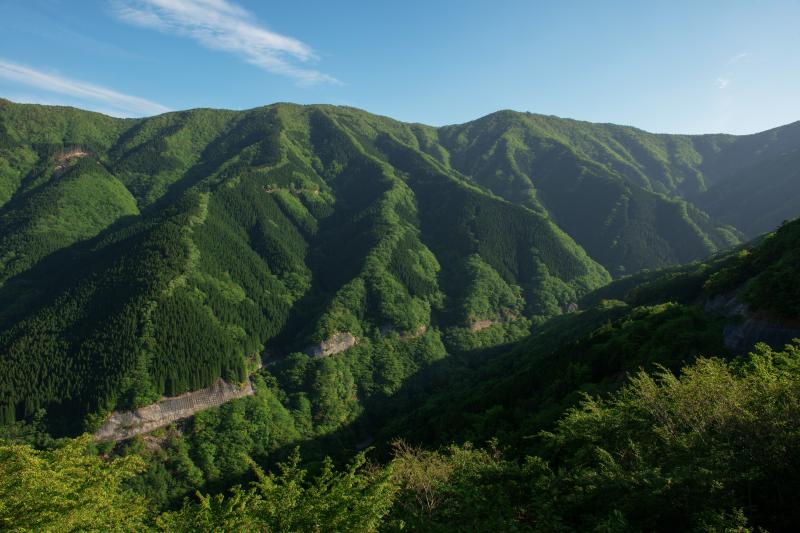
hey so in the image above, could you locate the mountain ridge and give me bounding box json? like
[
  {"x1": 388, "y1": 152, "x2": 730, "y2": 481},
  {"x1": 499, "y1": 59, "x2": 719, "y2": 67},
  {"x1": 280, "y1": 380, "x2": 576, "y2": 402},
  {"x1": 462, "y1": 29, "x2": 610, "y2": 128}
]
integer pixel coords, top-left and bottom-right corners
[
  {"x1": 3, "y1": 97, "x2": 800, "y2": 531},
  {"x1": 1, "y1": 97, "x2": 799, "y2": 435},
  {"x1": 7, "y1": 96, "x2": 797, "y2": 136}
]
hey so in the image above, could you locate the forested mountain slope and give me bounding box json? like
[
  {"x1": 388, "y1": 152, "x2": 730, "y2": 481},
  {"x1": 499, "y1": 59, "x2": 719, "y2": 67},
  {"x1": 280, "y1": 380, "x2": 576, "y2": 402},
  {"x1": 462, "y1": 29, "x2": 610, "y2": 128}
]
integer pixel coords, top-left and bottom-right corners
[
  {"x1": 696, "y1": 122, "x2": 800, "y2": 236},
  {"x1": 1, "y1": 98, "x2": 799, "y2": 441},
  {"x1": 4, "y1": 209, "x2": 800, "y2": 532},
  {"x1": 373, "y1": 215, "x2": 800, "y2": 457},
  {"x1": 0, "y1": 100, "x2": 607, "y2": 432},
  {"x1": 437, "y1": 111, "x2": 800, "y2": 273}
]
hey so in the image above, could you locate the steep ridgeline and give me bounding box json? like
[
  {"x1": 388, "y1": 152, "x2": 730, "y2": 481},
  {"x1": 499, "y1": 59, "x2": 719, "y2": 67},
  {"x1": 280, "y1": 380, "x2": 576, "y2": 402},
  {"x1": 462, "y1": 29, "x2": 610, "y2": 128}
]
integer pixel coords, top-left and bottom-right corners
[
  {"x1": 696, "y1": 121, "x2": 800, "y2": 236},
  {"x1": 375, "y1": 216, "x2": 800, "y2": 462},
  {"x1": 437, "y1": 112, "x2": 800, "y2": 274},
  {"x1": 0, "y1": 101, "x2": 607, "y2": 433},
  {"x1": 0, "y1": 99, "x2": 798, "y2": 437}
]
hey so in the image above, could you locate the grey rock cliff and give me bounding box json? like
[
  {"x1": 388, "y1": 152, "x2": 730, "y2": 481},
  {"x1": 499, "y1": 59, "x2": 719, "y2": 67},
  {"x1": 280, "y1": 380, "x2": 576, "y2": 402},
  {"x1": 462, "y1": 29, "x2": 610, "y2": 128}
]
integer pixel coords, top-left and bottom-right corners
[
  {"x1": 305, "y1": 332, "x2": 358, "y2": 357},
  {"x1": 94, "y1": 379, "x2": 253, "y2": 441},
  {"x1": 706, "y1": 293, "x2": 800, "y2": 353},
  {"x1": 723, "y1": 319, "x2": 800, "y2": 353}
]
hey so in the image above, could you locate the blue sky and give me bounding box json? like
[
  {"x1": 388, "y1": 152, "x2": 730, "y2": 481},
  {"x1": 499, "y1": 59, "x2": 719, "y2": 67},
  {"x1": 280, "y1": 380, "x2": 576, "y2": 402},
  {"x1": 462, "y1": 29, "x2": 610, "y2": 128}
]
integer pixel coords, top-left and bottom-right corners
[{"x1": 1, "y1": 0, "x2": 799, "y2": 134}]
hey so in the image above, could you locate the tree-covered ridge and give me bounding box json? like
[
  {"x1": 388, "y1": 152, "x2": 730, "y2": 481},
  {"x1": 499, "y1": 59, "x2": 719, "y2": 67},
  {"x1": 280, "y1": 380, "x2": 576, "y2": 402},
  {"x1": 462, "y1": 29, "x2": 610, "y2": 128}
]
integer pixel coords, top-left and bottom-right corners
[
  {"x1": 370, "y1": 215, "x2": 800, "y2": 474},
  {"x1": 705, "y1": 216, "x2": 800, "y2": 318},
  {"x1": 583, "y1": 213, "x2": 800, "y2": 319},
  {"x1": 382, "y1": 341, "x2": 800, "y2": 532},
  {"x1": 72, "y1": 216, "x2": 796, "y2": 522},
  {"x1": 4, "y1": 341, "x2": 799, "y2": 532},
  {"x1": 0, "y1": 101, "x2": 608, "y2": 431},
  {"x1": 435, "y1": 112, "x2": 743, "y2": 275},
  {"x1": 1, "y1": 90, "x2": 799, "y2": 529},
  {"x1": 439, "y1": 110, "x2": 800, "y2": 205},
  {"x1": 0, "y1": 157, "x2": 139, "y2": 285},
  {"x1": 433, "y1": 111, "x2": 800, "y2": 267},
  {"x1": 0, "y1": 97, "x2": 798, "y2": 440}
]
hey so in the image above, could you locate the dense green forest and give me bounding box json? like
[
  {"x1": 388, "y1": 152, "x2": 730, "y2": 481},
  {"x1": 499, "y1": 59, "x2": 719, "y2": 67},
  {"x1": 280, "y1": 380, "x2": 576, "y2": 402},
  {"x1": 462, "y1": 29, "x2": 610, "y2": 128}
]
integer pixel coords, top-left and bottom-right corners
[
  {"x1": 0, "y1": 99, "x2": 616, "y2": 431},
  {"x1": 2, "y1": 99, "x2": 800, "y2": 530},
  {"x1": 2, "y1": 99, "x2": 798, "y2": 431},
  {"x1": 4, "y1": 341, "x2": 800, "y2": 531}
]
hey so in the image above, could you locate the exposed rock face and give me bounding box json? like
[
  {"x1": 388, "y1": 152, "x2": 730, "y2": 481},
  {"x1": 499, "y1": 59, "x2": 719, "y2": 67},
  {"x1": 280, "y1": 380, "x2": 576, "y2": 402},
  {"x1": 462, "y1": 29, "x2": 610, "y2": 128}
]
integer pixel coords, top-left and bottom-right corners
[
  {"x1": 53, "y1": 149, "x2": 90, "y2": 177},
  {"x1": 560, "y1": 302, "x2": 579, "y2": 314},
  {"x1": 402, "y1": 324, "x2": 428, "y2": 339},
  {"x1": 705, "y1": 293, "x2": 749, "y2": 317},
  {"x1": 94, "y1": 379, "x2": 253, "y2": 441},
  {"x1": 468, "y1": 311, "x2": 521, "y2": 332},
  {"x1": 723, "y1": 319, "x2": 800, "y2": 353},
  {"x1": 380, "y1": 324, "x2": 429, "y2": 339},
  {"x1": 305, "y1": 332, "x2": 358, "y2": 357},
  {"x1": 469, "y1": 319, "x2": 497, "y2": 332},
  {"x1": 706, "y1": 293, "x2": 800, "y2": 353}
]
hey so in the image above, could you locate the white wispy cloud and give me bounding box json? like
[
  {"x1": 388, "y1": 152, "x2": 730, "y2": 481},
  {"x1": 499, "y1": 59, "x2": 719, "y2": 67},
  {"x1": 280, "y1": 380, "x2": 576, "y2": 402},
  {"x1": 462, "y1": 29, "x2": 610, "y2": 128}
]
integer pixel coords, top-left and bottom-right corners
[
  {"x1": 728, "y1": 52, "x2": 750, "y2": 64},
  {"x1": 111, "y1": 0, "x2": 338, "y2": 85},
  {"x1": 0, "y1": 59, "x2": 170, "y2": 116},
  {"x1": 715, "y1": 77, "x2": 730, "y2": 90}
]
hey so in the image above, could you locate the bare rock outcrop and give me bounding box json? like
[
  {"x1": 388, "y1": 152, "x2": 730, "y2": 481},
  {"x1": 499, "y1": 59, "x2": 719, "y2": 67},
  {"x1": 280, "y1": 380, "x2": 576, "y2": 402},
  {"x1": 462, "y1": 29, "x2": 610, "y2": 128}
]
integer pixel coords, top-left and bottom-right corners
[
  {"x1": 469, "y1": 319, "x2": 497, "y2": 332},
  {"x1": 402, "y1": 324, "x2": 428, "y2": 339},
  {"x1": 305, "y1": 332, "x2": 358, "y2": 357},
  {"x1": 706, "y1": 293, "x2": 800, "y2": 353},
  {"x1": 468, "y1": 311, "x2": 521, "y2": 332},
  {"x1": 379, "y1": 324, "x2": 428, "y2": 339},
  {"x1": 561, "y1": 302, "x2": 579, "y2": 314},
  {"x1": 723, "y1": 318, "x2": 800, "y2": 353},
  {"x1": 94, "y1": 379, "x2": 253, "y2": 441},
  {"x1": 705, "y1": 293, "x2": 749, "y2": 317},
  {"x1": 53, "y1": 149, "x2": 90, "y2": 177}
]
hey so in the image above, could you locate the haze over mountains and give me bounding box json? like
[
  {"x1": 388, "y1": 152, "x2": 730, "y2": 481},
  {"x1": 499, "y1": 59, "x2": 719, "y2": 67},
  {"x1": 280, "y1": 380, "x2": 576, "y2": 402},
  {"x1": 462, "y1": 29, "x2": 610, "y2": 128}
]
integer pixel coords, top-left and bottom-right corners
[{"x1": 0, "y1": 97, "x2": 799, "y2": 430}]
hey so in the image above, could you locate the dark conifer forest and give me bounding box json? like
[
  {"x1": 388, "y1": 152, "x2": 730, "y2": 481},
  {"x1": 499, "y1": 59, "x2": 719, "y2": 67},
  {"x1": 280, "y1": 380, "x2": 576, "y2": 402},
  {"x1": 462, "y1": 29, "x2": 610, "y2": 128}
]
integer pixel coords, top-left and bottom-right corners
[{"x1": 2, "y1": 98, "x2": 800, "y2": 531}]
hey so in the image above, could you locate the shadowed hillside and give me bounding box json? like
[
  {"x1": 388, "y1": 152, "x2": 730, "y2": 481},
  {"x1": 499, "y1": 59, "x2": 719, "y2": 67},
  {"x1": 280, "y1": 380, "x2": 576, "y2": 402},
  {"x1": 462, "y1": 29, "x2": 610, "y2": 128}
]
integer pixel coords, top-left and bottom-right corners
[{"x1": 1, "y1": 98, "x2": 798, "y2": 440}]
